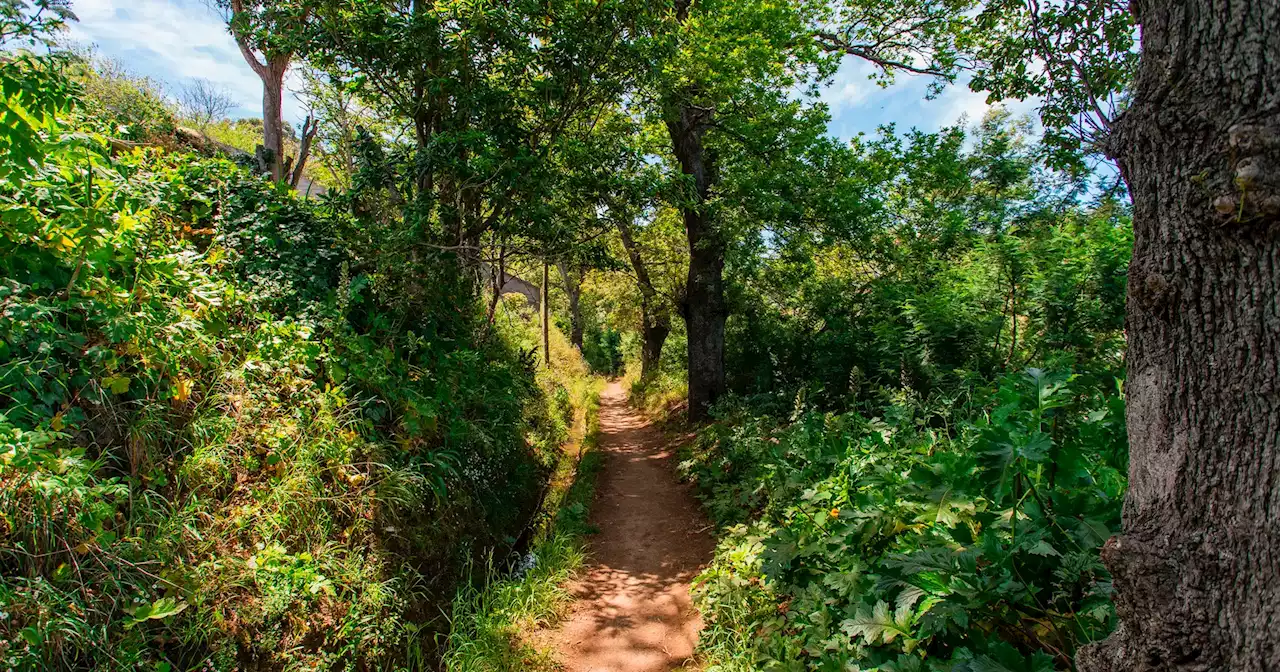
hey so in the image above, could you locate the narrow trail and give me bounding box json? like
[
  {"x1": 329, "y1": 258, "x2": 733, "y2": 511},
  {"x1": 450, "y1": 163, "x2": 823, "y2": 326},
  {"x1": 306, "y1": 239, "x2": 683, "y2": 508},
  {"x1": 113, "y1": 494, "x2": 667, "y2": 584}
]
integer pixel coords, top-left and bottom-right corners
[{"x1": 547, "y1": 381, "x2": 715, "y2": 672}]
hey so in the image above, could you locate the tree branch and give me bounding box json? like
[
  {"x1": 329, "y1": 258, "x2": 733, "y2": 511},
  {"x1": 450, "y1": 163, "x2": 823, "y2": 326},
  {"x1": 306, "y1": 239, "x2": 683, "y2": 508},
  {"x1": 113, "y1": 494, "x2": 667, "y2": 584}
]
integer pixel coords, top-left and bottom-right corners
[
  {"x1": 228, "y1": 0, "x2": 269, "y2": 77},
  {"x1": 813, "y1": 31, "x2": 952, "y2": 78}
]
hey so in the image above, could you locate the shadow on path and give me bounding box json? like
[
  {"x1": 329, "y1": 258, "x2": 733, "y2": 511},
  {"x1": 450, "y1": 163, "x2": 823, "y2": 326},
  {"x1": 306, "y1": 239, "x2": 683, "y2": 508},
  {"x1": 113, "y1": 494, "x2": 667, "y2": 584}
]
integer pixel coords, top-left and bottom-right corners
[{"x1": 547, "y1": 382, "x2": 715, "y2": 672}]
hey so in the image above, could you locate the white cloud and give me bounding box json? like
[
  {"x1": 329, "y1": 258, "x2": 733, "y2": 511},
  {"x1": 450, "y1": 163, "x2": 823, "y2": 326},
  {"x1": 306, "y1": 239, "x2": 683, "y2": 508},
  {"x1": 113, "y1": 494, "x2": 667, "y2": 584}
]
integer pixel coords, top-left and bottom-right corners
[
  {"x1": 818, "y1": 62, "x2": 1045, "y2": 141},
  {"x1": 821, "y1": 60, "x2": 877, "y2": 110},
  {"x1": 939, "y1": 85, "x2": 993, "y2": 127},
  {"x1": 936, "y1": 84, "x2": 1040, "y2": 130},
  {"x1": 65, "y1": 0, "x2": 308, "y2": 124}
]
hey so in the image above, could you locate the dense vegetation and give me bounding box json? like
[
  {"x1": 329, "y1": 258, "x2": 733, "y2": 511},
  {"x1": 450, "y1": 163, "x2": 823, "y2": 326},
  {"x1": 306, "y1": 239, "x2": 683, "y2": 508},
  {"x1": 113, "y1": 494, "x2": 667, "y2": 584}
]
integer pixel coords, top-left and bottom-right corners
[
  {"x1": 625, "y1": 113, "x2": 1135, "y2": 671},
  {"x1": 4, "y1": 0, "x2": 1277, "y2": 669},
  {"x1": 0, "y1": 36, "x2": 594, "y2": 671}
]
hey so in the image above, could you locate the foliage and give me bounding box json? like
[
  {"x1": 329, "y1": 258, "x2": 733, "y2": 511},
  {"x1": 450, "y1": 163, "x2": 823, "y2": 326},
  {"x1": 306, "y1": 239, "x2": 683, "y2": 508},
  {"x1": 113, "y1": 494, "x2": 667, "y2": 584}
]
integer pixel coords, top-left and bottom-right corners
[
  {"x1": 663, "y1": 113, "x2": 1132, "y2": 671},
  {"x1": 683, "y1": 369, "x2": 1126, "y2": 670},
  {"x1": 443, "y1": 385, "x2": 603, "y2": 672},
  {"x1": 583, "y1": 327, "x2": 623, "y2": 377},
  {"x1": 972, "y1": 0, "x2": 1138, "y2": 171},
  {"x1": 201, "y1": 118, "x2": 264, "y2": 154},
  {"x1": 722, "y1": 112, "x2": 1130, "y2": 409},
  {"x1": 0, "y1": 58, "x2": 594, "y2": 670},
  {"x1": 65, "y1": 52, "x2": 178, "y2": 143},
  {"x1": 0, "y1": 53, "x2": 76, "y2": 179},
  {"x1": 0, "y1": 0, "x2": 74, "y2": 46},
  {"x1": 626, "y1": 364, "x2": 688, "y2": 417}
]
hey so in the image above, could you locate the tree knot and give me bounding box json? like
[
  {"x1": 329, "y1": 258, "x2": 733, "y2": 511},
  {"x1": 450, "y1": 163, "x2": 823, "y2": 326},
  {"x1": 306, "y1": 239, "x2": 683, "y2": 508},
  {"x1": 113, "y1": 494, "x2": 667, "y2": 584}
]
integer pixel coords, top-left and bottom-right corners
[
  {"x1": 1133, "y1": 271, "x2": 1176, "y2": 313},
  {"x1": 1213, "y1": 124, "x2": 1280, "y2": 224}
]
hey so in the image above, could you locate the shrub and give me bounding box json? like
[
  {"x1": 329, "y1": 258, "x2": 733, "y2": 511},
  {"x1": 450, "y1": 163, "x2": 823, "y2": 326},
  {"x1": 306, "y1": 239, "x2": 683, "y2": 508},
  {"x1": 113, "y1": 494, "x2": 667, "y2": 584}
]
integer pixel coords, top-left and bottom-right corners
[
  {"x1": 67, "y1": 52, "x2": 177, "y2": 142},
  {"x1": 0, "y1": 60, "x2": 591, "y2": 671},
  {"x1": 683, "y1": 370, "x2": 1126, "y2": 671}
]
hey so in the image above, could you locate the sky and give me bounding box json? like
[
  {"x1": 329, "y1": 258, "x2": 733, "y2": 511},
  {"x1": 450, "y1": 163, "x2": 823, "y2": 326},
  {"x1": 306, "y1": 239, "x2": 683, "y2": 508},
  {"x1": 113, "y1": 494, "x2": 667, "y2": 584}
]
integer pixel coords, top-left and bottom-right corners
[
  {"x1": 65, "y1": 0, "x2": 310, "y2": 124},
  {"x1": 64, "y1": 0, "x2": 1039, "y2": 139}
]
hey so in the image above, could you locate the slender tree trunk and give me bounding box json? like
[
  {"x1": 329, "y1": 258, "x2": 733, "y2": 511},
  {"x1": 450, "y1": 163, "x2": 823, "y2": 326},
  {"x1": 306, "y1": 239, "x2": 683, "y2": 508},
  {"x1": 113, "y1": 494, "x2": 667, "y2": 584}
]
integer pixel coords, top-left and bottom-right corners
[
  {"x1": 259, "y1": 64, "x2": 287, "y2": 181},
  {"x1": 615, "y1": 214, "x2": 670, "y2": 380},
  {"x1": 486, "y1": 243, "x2": 506, "y2": 325},
  {"x1": 665, "y1": 99, "x2": 726, "y2": 421},
  {"x1": 289, "y1": 113, "x2": 318, "y2": 188},
  {"x1": 556, "y1": 261, "x2": 584, "y2": 350},
  {"x1": 542, "y1": 262, "x2": 551, "y2": 368},
  {"x1": 1077, "y1": 2, "x2": 1280, "y2": 670}
]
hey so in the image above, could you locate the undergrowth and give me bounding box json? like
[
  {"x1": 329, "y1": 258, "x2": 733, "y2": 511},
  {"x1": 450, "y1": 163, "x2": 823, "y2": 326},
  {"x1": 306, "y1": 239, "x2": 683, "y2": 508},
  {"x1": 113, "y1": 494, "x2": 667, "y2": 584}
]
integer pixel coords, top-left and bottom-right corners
[
  {"x1": 0, "y1": 53, "x2": 592, "y2": 670},
  {"x1": 682, "y1": 370, "x2": 1126, "y2": 671},
  {"x1": 443, "y1": 380, "x2": 604, "y2": 672},
  {"x1": 626, "y1": 368, "x2": 687, "y2": 419}
]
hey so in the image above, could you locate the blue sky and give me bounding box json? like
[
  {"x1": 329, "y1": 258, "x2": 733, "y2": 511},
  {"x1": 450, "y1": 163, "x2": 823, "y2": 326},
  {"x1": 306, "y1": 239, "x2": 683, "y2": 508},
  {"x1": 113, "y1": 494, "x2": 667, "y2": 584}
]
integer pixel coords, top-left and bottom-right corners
[
  {"x1": 65, "y1": 0, "x2": 309, "y2": 123},
  {"x1": 64, "y1": 0, "x2": 1037, "y2": 138}
]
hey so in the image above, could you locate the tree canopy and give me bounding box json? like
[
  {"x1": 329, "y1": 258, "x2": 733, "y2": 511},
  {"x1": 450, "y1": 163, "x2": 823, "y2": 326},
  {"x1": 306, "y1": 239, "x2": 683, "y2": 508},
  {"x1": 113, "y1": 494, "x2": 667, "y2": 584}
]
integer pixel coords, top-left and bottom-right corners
[{"x1": 4, "y1": 0, "x2": 1277, "y2": 670}]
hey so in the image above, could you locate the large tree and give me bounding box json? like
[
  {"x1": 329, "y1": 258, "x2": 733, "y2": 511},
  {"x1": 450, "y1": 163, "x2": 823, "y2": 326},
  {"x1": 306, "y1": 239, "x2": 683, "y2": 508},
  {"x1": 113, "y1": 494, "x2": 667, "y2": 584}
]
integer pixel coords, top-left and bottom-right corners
[
  {"x1": 654, "y1": 0, "x2": 822, "y2": 419},
  {"x1": 977, "y1": 0, "x2": 1279, "y2": 666},
  {"x1": 306, "y1": 0, "x2": 646, "y2": 274},
  {"x1": 654, "y1": 0, "x2": 974, "y2": 419},
  {"x1": 224, "y1": 0, "x2": 314, "y2": 182},
  {"x1": 1070, "y1": 1, "x2": 1280, "y2": 669}
]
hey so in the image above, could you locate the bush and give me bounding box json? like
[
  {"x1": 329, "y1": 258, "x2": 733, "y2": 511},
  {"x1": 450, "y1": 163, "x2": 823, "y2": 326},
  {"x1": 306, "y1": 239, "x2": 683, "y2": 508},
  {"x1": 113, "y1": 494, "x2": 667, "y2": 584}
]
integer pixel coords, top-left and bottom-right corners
[
  {"x1": 583, "y1": 326, "x2": 623, "y2": 376},
  {"x1": 0, "y1": 60, "x2": 592, "y2": 671},
  {"x1": 67, "y1": 52, "x2": 177, "y2": 142},
  {"x1": 682, "y1": 370, "x2": 1126, "y2": 671}
]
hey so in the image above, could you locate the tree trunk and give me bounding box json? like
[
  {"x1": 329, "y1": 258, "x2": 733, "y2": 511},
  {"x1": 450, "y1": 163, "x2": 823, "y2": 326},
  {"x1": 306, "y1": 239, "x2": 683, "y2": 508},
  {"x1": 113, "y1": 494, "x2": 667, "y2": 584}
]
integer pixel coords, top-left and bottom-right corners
[
  {"x1": 665, "y1": 98, "x2": 725, "y2": 422},
  {"x1": 542, "y1": 262, "x2": 551, "y2": 368},
  {"x1": 615, "y1": 214, "x2": 670, "y2": 380},
  {"x1": 289, "y1": 113, "x2": 318, "y2": 189},
  {"x1": 228, "y1": 0, "x2": 290, "y2": 182},
  {"x1": 259, "y1": 64, "x2": 287, "y2": 181},
  {"x1": 640, "y1": 316, "x2": 670, "y2": 381},
  {"x1": 1077, "y1": 2, "x2": 1280, "y2": 671},
  {"x1": 556, "y1": 261, "x2": 584, "y2": 350}
]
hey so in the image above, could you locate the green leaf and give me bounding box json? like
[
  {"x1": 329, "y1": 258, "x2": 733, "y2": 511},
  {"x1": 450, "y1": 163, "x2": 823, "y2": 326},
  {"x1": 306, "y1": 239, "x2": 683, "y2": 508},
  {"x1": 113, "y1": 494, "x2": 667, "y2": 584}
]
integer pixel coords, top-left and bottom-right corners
[
  {"x1": 1026, "y1": 539, "x2": 1060, "y2": 557},
  {"x1": 102, "y1": 374, "x2": 131, "y2": 395},
  {"x1": 1017, "y1": 432, "x2": 1052, "y2": 462},
  {"x1": 126, "y1": 597, "x2": 188, "y2": 628},
  {"x1": 20, "y1": 626, "x2": 41, "y2": 647},
  {"x1": 840, "y1": 600, "x2": 916, "y2": 649}
]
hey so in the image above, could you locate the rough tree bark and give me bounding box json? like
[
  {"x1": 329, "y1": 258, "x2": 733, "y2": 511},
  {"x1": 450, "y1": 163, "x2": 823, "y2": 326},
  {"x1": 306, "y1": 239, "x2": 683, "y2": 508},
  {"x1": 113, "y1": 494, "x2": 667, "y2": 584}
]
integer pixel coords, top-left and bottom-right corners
[
  {"x1": 556, "y1": 261, "x2": 585, "y2": 351},
  {"x1": 615, "y1": 215, "x2": 670, "y2": 380},
  {"x1": 1077, "y1": 1, "x2": 1280, "y2": 670},
  {"x1": 258, "y1": 68, "x2": 287, "y2": 180},
  {"x1": 665, "y1": 98, "x2": 726, "y2": 421},
  {"x1": 659, "y1": 0, "x2": 727, "y2": 421}
]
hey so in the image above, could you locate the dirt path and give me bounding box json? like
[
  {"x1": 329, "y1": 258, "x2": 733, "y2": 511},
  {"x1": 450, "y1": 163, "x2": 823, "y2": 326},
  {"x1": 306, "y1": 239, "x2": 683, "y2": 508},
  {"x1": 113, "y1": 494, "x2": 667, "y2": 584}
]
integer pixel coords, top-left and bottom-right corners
[{"x1": 547, "y1": 382, "x2": 715, "y2": 672}]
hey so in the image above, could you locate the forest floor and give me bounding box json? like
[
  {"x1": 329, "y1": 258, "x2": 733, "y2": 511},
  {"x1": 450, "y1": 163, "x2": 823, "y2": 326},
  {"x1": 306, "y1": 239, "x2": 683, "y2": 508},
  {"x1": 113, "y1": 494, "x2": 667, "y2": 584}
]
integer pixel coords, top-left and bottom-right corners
[{"x1": 540, "y1": 381, "x2": 715, "y2": 672}]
